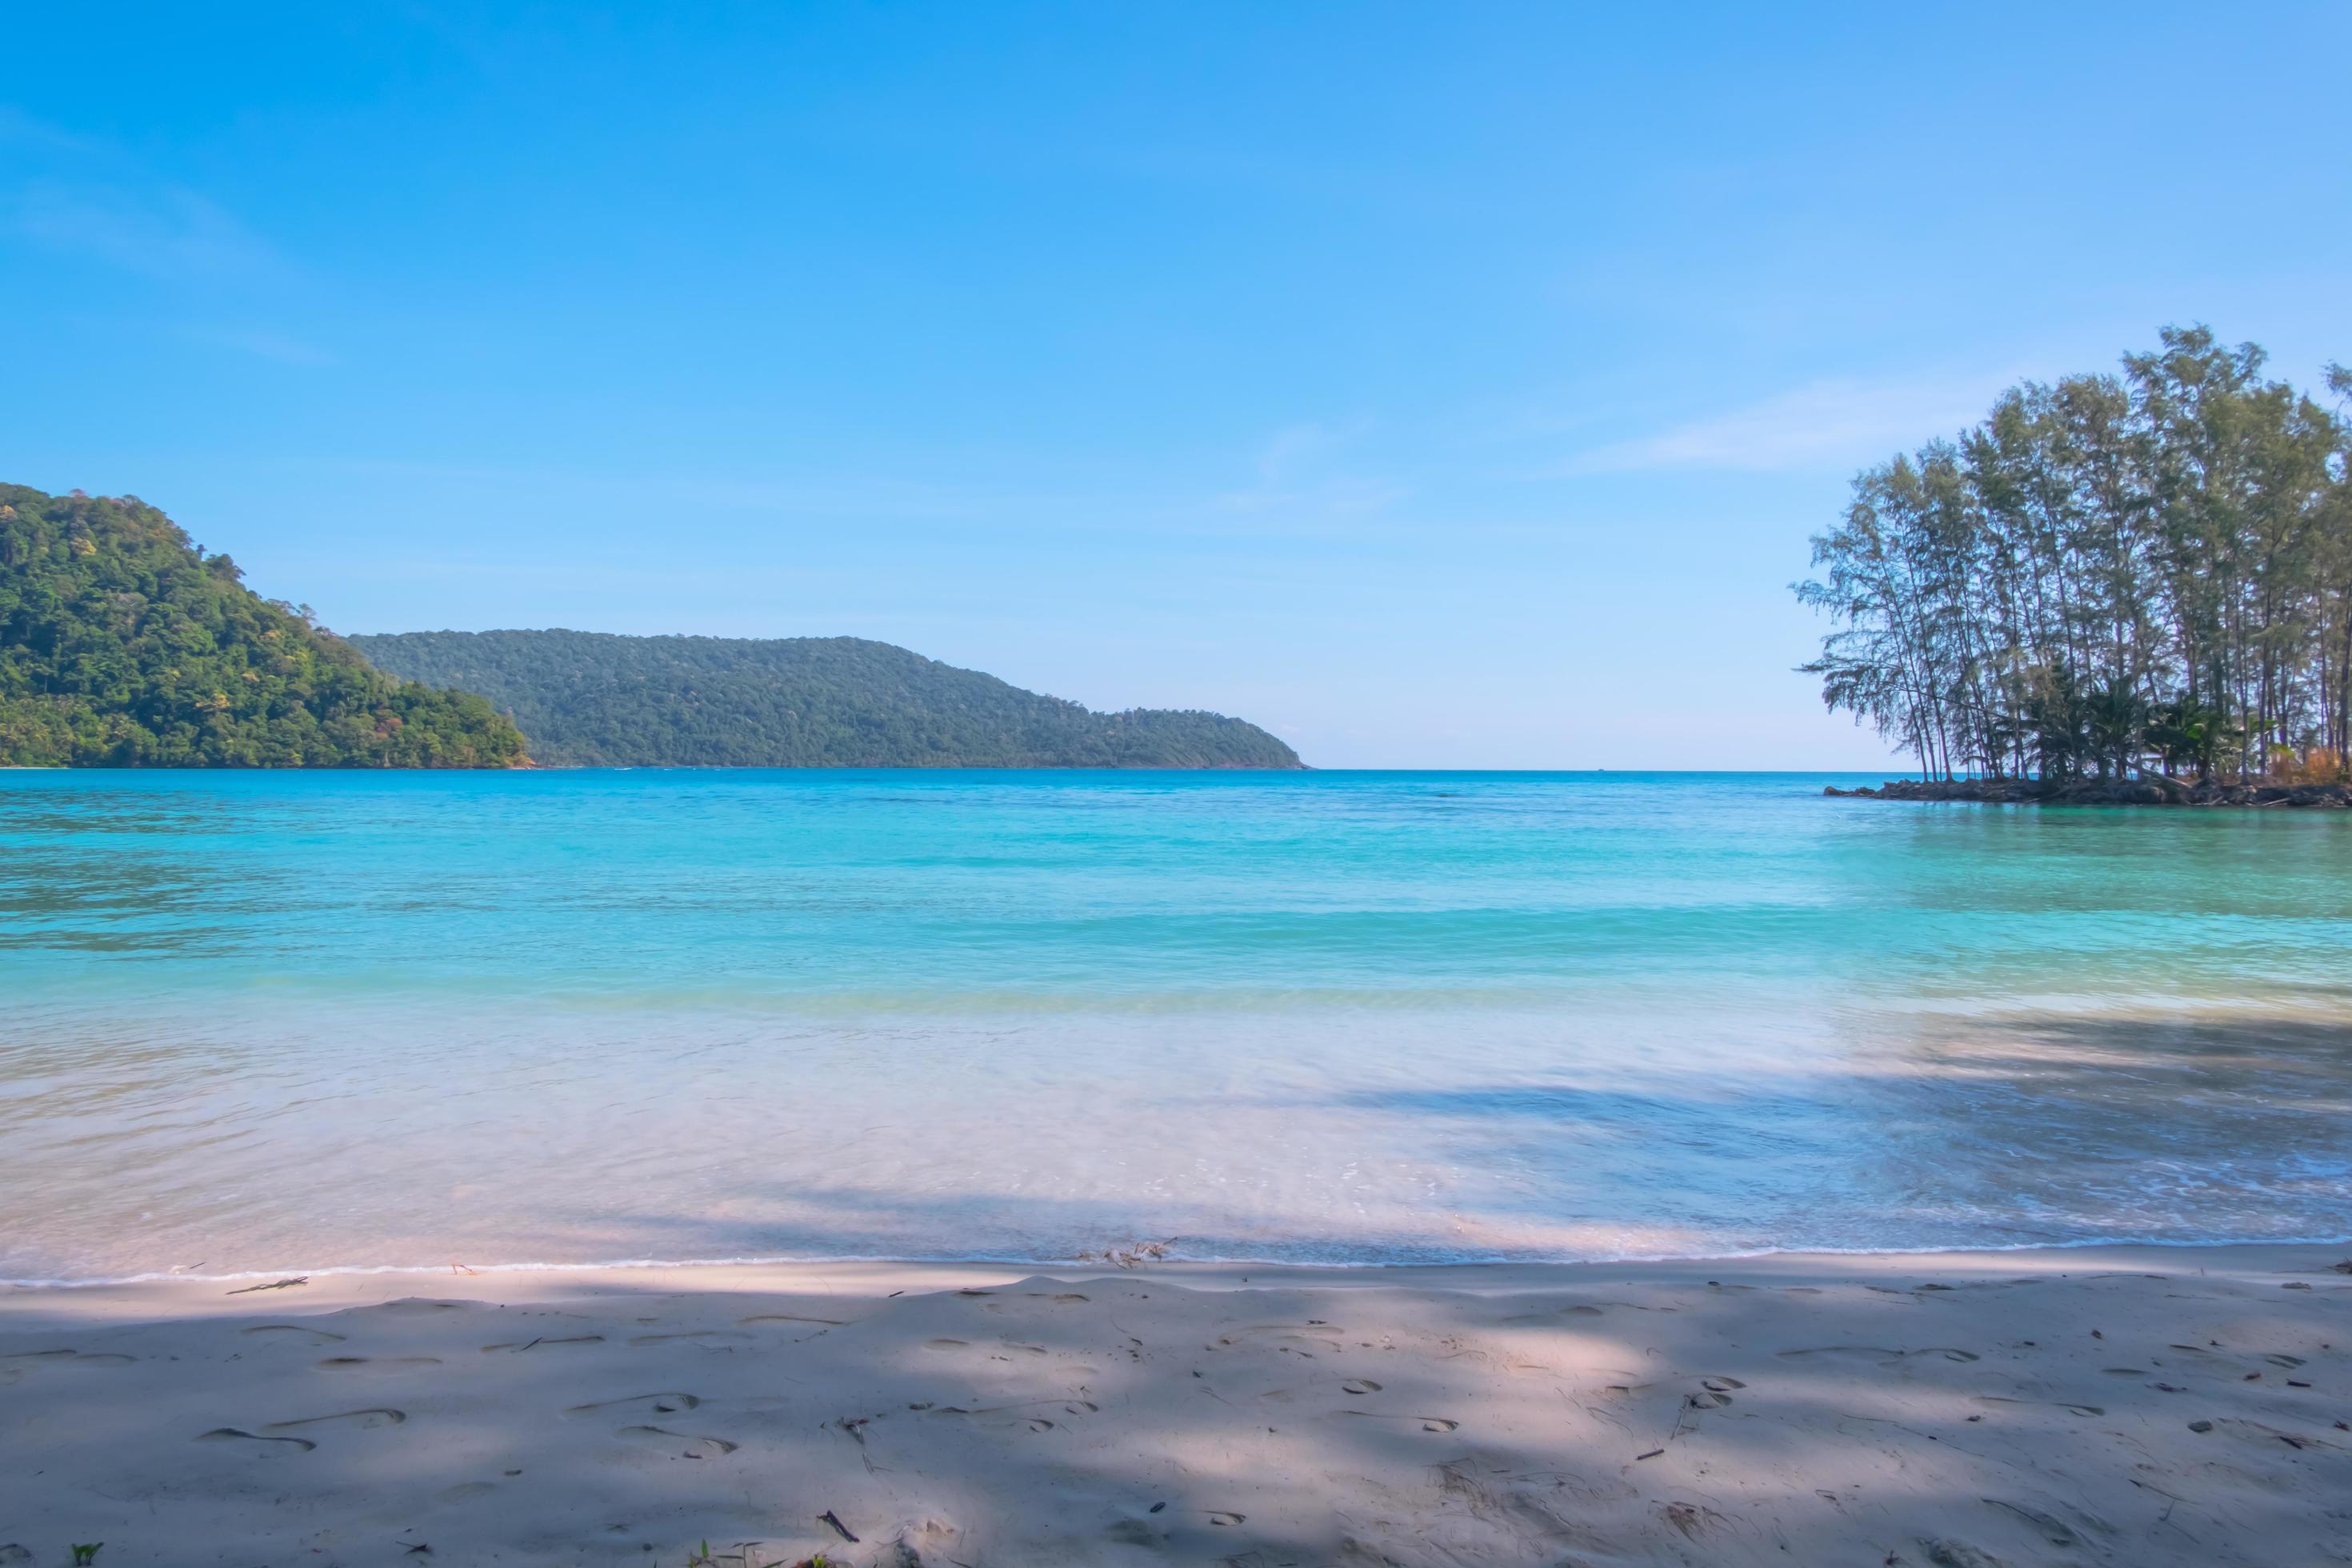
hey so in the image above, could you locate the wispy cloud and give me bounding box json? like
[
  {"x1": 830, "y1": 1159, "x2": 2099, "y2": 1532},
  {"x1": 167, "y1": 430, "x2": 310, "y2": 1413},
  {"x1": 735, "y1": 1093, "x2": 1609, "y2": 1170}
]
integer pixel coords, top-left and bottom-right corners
[
  {"x1": 1252, "y1": 421, "x2": 1346, "y2": 484},
  {"x1": 13, "y1": 182, "x2": 286, "y2": 283},
  {"x1": 181, "y1": 324, "x2": 338, "y2": 366},
  {"x1": 1210, "y1": 419, "x2": 1408, "y2": 522},
  {"x1": 1210, "y1": 472, "x2": 1408, "y2": 521},
  {"x1": 10, "y1": 158, "x2": 333, "y2": 366},
  {"x1": 0, "y1": 105, "x2": 98, "y2": 154},
  {"x1": 1562, "y1": 372, "x2": 2023, "y2": 475},
  {"x1": 263, "y1": 434, "x2": 1418, "y2": 543}
]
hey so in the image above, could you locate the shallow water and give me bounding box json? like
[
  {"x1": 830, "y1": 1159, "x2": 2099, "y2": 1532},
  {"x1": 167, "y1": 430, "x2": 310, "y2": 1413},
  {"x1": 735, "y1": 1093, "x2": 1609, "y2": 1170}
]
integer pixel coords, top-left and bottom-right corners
[{"x1": 3, "y1": 769, "x2": 2349, "y2": 1282}]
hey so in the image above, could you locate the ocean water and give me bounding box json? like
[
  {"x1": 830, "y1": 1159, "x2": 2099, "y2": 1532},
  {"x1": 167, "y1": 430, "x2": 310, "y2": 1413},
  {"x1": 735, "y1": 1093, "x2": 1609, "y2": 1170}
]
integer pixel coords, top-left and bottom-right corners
[{"x1": 2, "y1": 769, "x2": 2349, "y2": 1284}]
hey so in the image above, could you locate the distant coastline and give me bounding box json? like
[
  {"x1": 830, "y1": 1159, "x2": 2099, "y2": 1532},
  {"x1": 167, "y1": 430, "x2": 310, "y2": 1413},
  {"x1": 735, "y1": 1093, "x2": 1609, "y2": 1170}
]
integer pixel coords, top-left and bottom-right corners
[
  {"x1": 2, "y1": 483, "x2": 1302, "y2": 770},
  {"x1": 351, "y1": 628, "x2": 1303, "y2": 770}
]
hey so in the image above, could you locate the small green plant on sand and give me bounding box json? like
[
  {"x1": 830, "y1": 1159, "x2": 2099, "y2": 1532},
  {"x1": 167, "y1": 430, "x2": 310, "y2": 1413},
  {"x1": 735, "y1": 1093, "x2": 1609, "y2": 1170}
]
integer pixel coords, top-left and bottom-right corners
[{"x1": 73, "y1": 1549, "x2": 103, "y2": 1567}]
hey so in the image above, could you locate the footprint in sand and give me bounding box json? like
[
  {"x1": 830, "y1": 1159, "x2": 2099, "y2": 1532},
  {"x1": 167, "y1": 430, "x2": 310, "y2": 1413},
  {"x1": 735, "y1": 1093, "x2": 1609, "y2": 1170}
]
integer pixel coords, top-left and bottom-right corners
[
  {"x1": 922, "y1": 1336, "x2": 1070, "y2": 1370},
  {"x1": 626, "y1": 1330, "x2": 753, "y2": 1347},
  {"x1": 1208, "y1": 1511, "x2": 1246, "y2": 1526},
  {"x1": 1972, "y1": 1396, "x2": 2105, "y2": 1418},
  {"x1": 613, "y1": 1423, "x2": 738, "y2": 1458},
  {"x1": 480, "y1": 1334, "x2": 605, "y2": 1353},
  {"x1": 926, "y1": 1402, "x2": 1076, "y2": 1434},
  {"x1": 317, "y1": 1355, "x2": 443, "y2": 1372},
  {"x1": 266, "y1": 1408, "x2": 406, "y2": 1431},
  {"x1": 1778, "y1": 1346, "x2": 1979, "y2": 1366},
  {"x1": 2204, "y1": 1417, "x2": 2342, "y2": 1451},
  {"x1": 195, "y1": 1427, "x2": 315, "y2": 1454},
  {"x1": 1213, "y1": 1325, "x2": 1344, "y2": 1354},
  {"x1": 1342, "y1": 1410, "x2": 1459, "y2": 1432},
  {"x1": 738, "y1": 1313, "x2": 847, "y2": 1327},
  {"x1": 565, "y1": 1391, "x2": 702, "y2": 1419},
  {"x1": 1342, "y1": 1378, "x2": 1382, "y2": 1395},
  {"x1": 1502, "y1": 1304, "x2": 1606, "y2": 1323},
  {"x1": 242, "y1": 1325, "x2": 346, "y2": 1346},
  {"x1": 371, "y1": 1299, "x2": 470, "y2": 1315},
  {"x1": 1984, "y1": 1498, "x2": 2102, "y2": 1547},
  {"x1": 438, "y1": 1481, "x2": 498, "y2": 1502},
  {"x1": 6, "y1": 1350, "x2": 134, "y2": 1368}
]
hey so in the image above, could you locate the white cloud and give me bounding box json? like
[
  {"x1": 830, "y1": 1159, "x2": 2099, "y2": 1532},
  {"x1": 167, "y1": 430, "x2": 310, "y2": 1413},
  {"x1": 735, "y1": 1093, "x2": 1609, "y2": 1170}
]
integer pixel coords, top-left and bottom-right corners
[{"x1": 1563, "y1": 372, "x2": 2024, "y2": 475}]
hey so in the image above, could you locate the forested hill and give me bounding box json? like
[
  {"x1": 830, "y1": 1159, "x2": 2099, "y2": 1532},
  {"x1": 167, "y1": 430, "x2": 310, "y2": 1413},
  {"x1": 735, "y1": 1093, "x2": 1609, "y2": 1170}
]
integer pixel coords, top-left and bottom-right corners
[
  {"x1": 350, "y1": 629, "x2": 1305, "y2": 769},
  {"x1": 0, "y1": 486, "x2": 528, "y2": 768}
]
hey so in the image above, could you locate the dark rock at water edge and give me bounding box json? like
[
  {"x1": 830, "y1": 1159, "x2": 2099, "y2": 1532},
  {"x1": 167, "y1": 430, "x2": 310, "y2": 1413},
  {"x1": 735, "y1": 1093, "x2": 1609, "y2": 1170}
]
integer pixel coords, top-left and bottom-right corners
[{"x1": 1826, "y1": 777, "x2": 2352, "y2": 808}]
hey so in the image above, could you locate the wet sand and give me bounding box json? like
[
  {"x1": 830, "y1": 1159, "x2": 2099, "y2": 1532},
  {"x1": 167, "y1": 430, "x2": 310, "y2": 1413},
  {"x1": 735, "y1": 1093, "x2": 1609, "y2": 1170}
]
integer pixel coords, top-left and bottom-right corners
[{"x1": 4, "y1": 1245, "x2": 2348, "y2": 1566}]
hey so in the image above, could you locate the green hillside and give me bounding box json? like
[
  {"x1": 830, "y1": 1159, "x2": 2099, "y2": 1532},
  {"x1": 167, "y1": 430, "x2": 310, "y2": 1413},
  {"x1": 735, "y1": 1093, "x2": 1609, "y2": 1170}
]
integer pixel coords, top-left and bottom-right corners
[
  {"x1": 351, "y1": 628, "x2": 1304, "y2": 769},
  {"x1": 0, "y1": 486, "x2": 528, "y2": 768}
]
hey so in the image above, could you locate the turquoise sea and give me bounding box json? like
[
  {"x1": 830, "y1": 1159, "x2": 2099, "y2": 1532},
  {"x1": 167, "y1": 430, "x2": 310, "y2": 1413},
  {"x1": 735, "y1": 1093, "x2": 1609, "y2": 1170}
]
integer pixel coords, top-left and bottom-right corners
[{"x1": 3, "y1": 770, "x2": 2349, "y2": 1284}]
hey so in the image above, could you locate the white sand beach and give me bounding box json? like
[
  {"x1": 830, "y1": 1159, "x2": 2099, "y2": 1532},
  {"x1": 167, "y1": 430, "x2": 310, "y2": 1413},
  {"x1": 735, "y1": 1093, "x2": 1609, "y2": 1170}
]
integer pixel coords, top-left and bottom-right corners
[{"x1": 5, "y1": 1244, "x2": 2347, "y2": 1566}]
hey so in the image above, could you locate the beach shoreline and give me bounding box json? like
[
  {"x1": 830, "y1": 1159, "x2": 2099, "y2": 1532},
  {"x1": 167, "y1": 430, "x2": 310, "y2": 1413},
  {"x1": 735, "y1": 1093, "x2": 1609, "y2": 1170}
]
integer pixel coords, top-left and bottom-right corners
[
  {"x1": 9, "y1": 1242, "x2": 2346, "y2": 1566},
  {"x1": 1826, "y1": 775, "x2": 2352, "y2": 808}
]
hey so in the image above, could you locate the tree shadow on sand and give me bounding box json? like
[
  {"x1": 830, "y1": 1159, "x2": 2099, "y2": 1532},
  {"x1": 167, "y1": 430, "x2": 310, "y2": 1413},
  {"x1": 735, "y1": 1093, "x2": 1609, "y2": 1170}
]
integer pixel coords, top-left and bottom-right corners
[{"x1": 6, "y1": 1243, "x2": 2350, "y2": 1566}]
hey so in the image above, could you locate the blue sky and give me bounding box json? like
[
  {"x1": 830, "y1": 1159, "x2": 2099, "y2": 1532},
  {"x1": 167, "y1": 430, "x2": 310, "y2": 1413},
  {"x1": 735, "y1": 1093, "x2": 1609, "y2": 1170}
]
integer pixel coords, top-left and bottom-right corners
[{"x1": 7, "y1": 4, "x2": 2350, "y2": 767}]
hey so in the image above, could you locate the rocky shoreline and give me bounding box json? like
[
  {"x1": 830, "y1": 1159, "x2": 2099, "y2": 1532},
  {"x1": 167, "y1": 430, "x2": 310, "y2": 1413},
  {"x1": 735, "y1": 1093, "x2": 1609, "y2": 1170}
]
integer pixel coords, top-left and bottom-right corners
[{"x1": 1827, "y1": 775, "x2": 2352, "y2": 807}]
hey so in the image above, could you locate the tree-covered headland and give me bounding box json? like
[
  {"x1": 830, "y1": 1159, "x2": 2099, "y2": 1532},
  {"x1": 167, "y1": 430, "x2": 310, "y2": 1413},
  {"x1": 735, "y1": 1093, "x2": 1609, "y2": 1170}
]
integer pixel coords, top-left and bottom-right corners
[
  {"x1": 0, "y1": 485, "x2": 529, "y2": 767},
  {"x1": 0, "y1": 484, "x2": 1300, "y2": 771},
  {"x1": 352, "y1": 629, "x2": 1305, "y2": 769},
  {"x1": 1798, "y1": 328, "x2": 2352, "y2": 788}
]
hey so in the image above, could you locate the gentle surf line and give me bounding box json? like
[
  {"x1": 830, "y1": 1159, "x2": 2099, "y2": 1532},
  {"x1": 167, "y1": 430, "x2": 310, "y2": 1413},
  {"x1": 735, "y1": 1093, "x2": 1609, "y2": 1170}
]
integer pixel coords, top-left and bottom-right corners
[{"x1": 13, "y1": 1227, "x2": 2352, "y2": 1293}]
